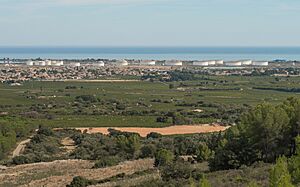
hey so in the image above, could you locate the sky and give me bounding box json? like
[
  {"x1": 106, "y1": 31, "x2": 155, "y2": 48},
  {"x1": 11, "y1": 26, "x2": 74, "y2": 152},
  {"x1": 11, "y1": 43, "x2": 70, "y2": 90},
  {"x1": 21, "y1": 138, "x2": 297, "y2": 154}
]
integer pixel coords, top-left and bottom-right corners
[{"x1": 0, "y1": 0, "x2": 299, "y2": 46}]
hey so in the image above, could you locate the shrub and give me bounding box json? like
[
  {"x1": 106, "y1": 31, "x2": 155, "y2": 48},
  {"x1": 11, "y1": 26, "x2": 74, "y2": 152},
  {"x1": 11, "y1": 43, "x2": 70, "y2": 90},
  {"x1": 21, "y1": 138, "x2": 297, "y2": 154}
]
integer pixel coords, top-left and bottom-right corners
[{"x1": 93, "y1": 157, "x2": 120, "y2": 168}]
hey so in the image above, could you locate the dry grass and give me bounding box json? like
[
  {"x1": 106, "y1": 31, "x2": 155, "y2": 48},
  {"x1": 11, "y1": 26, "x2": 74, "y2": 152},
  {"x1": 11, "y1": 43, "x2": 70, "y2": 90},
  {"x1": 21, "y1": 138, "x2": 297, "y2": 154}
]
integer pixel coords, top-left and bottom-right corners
[{"x1": 0, "y1": 159, "x2": 154, "y2": 187}]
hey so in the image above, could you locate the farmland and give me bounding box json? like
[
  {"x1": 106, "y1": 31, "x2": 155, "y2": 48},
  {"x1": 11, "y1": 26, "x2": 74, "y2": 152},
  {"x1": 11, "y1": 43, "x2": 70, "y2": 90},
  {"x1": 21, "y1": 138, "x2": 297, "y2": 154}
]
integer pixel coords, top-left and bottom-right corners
[{"x1": 0, "y1": 75, "x2": 299, "y2": 129}]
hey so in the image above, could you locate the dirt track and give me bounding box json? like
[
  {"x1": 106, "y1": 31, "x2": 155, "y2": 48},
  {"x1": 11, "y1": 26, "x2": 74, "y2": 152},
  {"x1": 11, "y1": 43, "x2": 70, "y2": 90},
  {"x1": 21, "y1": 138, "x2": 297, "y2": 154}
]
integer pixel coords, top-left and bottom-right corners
[{"x1": 76, "y1": 124, "x2": 229, "y2": 137}]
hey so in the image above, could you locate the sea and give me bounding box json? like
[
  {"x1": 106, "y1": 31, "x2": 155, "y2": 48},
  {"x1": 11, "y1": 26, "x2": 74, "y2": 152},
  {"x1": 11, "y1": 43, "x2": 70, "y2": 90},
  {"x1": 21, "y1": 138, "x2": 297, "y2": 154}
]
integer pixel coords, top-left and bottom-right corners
[{"x1": 0, "y1": 47, "x2": 300, "y2": 61}]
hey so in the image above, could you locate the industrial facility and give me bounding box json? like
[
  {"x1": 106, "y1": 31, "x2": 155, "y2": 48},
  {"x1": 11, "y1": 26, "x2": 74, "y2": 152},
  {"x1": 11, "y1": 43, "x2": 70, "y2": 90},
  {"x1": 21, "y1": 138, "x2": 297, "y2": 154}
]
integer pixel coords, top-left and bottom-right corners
[
  {"x1": 165, "y1": 60, "x2": 183, "y2": 66},
  {"x1": 26, "y1": 60, "x2": 64, "y2": 66}
]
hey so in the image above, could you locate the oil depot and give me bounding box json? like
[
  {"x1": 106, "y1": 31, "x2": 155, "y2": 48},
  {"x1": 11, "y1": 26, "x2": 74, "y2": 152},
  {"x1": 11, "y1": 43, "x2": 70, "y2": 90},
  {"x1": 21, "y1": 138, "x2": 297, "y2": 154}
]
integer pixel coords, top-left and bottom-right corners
[{"x1": 165, "y1": 60, "x2": 183, "y2": 66}]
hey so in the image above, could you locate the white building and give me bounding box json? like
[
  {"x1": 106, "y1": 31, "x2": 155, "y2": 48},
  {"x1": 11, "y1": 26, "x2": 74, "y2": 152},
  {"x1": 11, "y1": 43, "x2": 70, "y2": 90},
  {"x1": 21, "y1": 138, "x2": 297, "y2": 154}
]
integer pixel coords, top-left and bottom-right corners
[
  {"x1": 252, "y1": 61, "x2": 269, "y2": 66},
  {"x1": 192, "y1": 61, "x2": 209, "y2": 66},
  {"x1": 165, "y1": 60, "x2": 182, "y2": 66},
  {"x1": 140, "y1": 60, "x2": 156, "y2": 66},
  {"x1": 225, "y1": 61, "x2": 242, "y2": 66}
]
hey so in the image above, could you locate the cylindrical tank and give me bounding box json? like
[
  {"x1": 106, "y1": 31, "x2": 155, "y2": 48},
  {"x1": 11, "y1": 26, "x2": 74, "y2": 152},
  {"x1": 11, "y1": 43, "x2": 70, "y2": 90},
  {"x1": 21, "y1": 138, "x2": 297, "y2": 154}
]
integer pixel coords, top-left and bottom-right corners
[
  {"x1": 97, "y1": 61, "x2": 105, "y2": 67},
  {"x1": 208, "y1": 60, "x2": 216, "y2": 65},
  {"x1": 45, "y1": 60, "x2": 52, "y2": 66},
  {"x1": 39, "y1": 61, "x2": 46, "y2": 66},
  {"x1": 215, "y1": 60, "x2": 224, "y2": 65},
  {"x1": 193, "y1": 61, "x2": 209, "y2": 66},
  {"x1": 33, "y1": 61, "x2": 40, "y2": 66},
  {"x1": 52, "y1": 61, "x2": 61, "y2": 66},
  {"x1": 165, "y1": 60, "x2": 182, "y2": 66},
  {"x1": 26, "y1": 61, "x2": 34, "y2": 66},
  {"x1": 115, "y1": 60, "x2": 128, "y2": 66},
  {"x1": 140, "y1": 60, "x2": 156, "y2": 66},
  {"x1": 71, "y1": 62, "x2": 81, "y2": 67},
  {"x1": 225, "y1": 61, "x2": 242, "y2": 66},
  {"x1": 252, "y1": 61, "x2": 268, "y2": 66},
  {"x1": 242, "y1": 60, "x2": 252, "y2": 65},
  {"x1": 60, "y1": 61, "x2": 64, "y2": 66}
]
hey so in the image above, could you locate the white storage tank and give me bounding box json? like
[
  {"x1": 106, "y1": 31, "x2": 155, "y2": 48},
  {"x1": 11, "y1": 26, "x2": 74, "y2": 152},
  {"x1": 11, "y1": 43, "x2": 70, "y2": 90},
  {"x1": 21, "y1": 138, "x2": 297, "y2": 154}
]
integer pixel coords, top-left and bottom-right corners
[
  {"x1": 33, "y1": 61, "x2": 40, "y2": 66},
  {"x1": 71, "y1": 62, "x2": 81, "y2": 67},
  {"x1": 225, "y1": 61, "x2": 242, "y2": 66},
  {"x1": 140, "y1": 60, "x2": 156, "y2": 66},
  {"x1": 193, "y1": 61, "x2": 209, "y2": 66},
  {"x1": 115, "y1": 60, "x2": 128, "y2": 66},
  {"x1": 39, "y1": 61, "x2": 46, "y2": 66},
  {"x1": 52, "y1": 61, "x2": 61, "y2": 66},
  {"x1": 165, "y1": 60, "x2": 182, "y2": 66},
  {"x1": 208, "y1": 60, "x2": 216, "y2": 65},
  {"x1": 45, "y1": 60, "x2": 52, "y2": 66},
  {"x1": 242, "y1": 60, "x2": 252, "y2": 65},
  {"x1": 60, "y1": 61, "x2": 64, "y2": 66},
  {"x1": 97, "y1": 61, "x2": 105, "y2": 67},
  {"x1": 215, "y1": 60, "x2": 224, "y2": 65},
  {"x1": 26, "y1": 61, "x2": 34, "y2": 66},
  {"x1": 253, "y1": 61, "x2": 268, "y2": 66}
]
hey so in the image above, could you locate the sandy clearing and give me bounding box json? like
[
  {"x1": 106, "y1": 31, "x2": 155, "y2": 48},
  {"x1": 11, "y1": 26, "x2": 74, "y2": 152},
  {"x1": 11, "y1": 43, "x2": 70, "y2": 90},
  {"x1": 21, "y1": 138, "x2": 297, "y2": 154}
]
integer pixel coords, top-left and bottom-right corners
[
  {"x1": 75, "y1": 124, "x2": 229, "y2": 137},
  {"x1": 12, "y1": 139, "x2": 31, "y2": 157}
]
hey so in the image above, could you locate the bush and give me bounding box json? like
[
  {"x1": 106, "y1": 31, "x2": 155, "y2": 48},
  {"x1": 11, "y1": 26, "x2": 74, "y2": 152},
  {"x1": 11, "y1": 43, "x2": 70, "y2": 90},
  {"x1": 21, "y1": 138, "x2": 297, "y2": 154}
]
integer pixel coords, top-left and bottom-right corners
[
  {"x1": 154, "y1": 149, "x2": 174, "y2": 167},
  {"x1": 147, "y1": 132, "x2": 162, "y2": 139},
  {"x1": 156, "y1": 116, "x2": 169, "y2": 123},
  {"x1": 93, "y1": 157, "x2": 120, "y2": 168},
  {"x1": 140, "y1": 144, "x2": 157, "y2": 158},
  {"x1": 67, "y1": 176, "x2": 95, "y2": 187}
]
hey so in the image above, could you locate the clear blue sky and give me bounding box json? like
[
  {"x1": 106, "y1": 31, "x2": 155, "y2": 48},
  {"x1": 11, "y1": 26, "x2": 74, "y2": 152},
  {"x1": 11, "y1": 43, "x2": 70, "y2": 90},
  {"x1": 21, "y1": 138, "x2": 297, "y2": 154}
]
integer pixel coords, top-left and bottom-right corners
[{"x1": 0, "y1": 0, "x2": 299, "y2": 46}]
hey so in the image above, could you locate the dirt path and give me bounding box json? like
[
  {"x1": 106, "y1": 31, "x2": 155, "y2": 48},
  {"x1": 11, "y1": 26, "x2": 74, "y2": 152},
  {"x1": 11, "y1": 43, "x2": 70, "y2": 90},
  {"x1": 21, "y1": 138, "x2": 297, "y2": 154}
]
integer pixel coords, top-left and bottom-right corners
[
  {"x1": 76, "y1": 124, "x2": 229, "y2": 137},
  {"x1": 12, "y1": 139, "x2": 31, "y2": 157}
]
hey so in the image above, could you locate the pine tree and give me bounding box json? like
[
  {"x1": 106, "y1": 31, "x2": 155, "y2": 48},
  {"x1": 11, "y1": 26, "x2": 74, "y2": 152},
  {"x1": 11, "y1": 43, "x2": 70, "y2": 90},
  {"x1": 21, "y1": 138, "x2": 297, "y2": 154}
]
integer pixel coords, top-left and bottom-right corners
[{"x1": 269, "y1": 156, "x2": 294, "y2": 187}]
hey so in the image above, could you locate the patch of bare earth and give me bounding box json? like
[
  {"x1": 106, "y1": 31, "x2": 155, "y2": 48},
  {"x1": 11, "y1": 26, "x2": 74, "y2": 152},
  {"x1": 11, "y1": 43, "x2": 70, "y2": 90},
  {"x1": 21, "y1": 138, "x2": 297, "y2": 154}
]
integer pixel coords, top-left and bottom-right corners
[
  {"x1": 61, "y1": 137, "x2": 76, "y2": 153},
  {"x1": 76, "y1": 124, "x2": 229, "y2": 137},
  {"x1": 0, "y1": 159, "x2": 154, "y2": 187}
]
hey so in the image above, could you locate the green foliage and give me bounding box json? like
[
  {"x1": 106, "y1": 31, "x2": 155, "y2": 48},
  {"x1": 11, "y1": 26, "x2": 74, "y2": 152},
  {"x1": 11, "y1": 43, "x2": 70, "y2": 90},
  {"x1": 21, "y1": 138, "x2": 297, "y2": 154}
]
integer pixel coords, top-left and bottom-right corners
[
  {"x1": 93, "y1": 156, "x2": 120, "y2": 168},
  {"x1": 196, "y1": 142, "x2": 214, "y2": 162},
  {"x1": 199, "y1": 175, "x2": 212, "y2": 187},
  {"x1": 66, "y1": 176, "x2": 95, "y2": 187},
  {"x1": 269, "y1": 156, "x2": 294, "y2": 187},
  {"x1": 154, "y1": 149, "x2": 174, "y2": 167},
  {"x1": 288, "y1": 136, "x2": 300, "y2": 185},
  {"x1": 210, "y1": 98, "x2": 300, "y2": 171},
  {"x1": 247, "y1": 181, "x2": 261, "y2": 187},
  {"x1": 140, "y1": 144, "x2": 156, "y2": 158}
]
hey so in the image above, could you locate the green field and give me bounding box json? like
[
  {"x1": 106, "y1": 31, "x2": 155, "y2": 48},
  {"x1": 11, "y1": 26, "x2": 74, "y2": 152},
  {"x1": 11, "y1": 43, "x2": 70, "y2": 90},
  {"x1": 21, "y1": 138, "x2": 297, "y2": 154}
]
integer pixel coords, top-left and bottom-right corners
[{"x1": 0, "y1": 76, "x2": 299, "y2": 128}]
